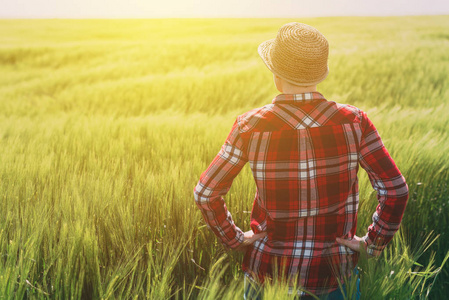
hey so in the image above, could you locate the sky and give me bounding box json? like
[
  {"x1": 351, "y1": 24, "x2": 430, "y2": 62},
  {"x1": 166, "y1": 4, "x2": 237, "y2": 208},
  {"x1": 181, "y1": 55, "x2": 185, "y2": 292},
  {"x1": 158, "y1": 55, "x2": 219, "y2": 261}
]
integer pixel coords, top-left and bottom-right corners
[{"x1": 1, "y1": 0, "x2": 449, "y2": 18}]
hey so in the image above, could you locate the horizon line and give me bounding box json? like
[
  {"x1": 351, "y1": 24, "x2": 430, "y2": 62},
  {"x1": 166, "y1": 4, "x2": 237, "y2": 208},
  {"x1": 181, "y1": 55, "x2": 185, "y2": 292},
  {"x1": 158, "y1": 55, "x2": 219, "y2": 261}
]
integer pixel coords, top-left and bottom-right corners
[{"x1": 1, "y1": 13, "x2": 449, "y2": 20}]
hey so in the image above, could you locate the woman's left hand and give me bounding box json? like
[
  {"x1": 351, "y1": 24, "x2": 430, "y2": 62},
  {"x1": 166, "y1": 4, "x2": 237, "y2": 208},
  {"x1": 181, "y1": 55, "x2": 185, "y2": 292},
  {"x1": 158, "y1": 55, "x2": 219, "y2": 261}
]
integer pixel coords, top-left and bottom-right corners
[{"x1": 236, "y1": 230, "x2": 267, "y2": 252}]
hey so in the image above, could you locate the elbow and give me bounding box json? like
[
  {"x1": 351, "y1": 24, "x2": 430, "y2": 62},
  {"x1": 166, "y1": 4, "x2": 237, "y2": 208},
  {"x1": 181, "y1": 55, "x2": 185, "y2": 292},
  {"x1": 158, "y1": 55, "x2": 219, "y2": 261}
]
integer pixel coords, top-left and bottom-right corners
[
  {"x1": 193, "y1": 183, "x2": 201, "y2": 204},
  {"x1": 395, "y1": 175, "x2": 409, "y2": 199},
  {"x1": 401, "y1": 176, "x2": 409, "y2": 199},
  {"x1": 193, "y1": 182, "x2": 211, "y2": 205}
]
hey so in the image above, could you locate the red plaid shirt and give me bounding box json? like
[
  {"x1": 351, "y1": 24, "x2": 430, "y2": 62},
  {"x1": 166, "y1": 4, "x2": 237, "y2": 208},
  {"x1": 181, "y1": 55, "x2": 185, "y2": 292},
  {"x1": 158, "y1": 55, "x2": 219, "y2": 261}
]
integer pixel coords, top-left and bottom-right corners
[{"x1": 194, "y1": 92, "x2": 408, "y2": 295}]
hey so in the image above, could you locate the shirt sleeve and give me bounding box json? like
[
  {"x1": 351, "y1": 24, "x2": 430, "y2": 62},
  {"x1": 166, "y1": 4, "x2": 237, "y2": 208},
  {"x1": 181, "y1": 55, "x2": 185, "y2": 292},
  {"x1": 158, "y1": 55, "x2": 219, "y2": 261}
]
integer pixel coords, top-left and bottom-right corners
[
  {"x1": 193, "y1": 117, "x2": 249, "y2": 249},
  {"x1": 358, "y1": 111, "x2": 409, "y2": 256}
]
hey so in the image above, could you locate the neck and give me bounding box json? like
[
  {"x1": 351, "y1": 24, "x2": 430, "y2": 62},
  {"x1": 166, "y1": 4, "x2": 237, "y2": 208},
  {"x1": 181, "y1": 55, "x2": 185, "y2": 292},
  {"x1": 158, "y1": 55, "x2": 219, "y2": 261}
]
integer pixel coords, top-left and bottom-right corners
[{"x1": 281, "y1": 85, "x2": 317, "y2": 94}]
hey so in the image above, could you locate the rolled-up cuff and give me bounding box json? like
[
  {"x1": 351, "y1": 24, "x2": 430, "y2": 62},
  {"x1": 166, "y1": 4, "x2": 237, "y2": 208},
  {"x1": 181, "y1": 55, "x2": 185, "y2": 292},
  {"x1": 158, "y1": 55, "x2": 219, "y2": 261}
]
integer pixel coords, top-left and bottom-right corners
[
  {"x1": 220, "y1": 227, "x2": 245, "y2": 250},
  {"x1": 363, "y1": 233, "x2": 386, "y2": 256}
]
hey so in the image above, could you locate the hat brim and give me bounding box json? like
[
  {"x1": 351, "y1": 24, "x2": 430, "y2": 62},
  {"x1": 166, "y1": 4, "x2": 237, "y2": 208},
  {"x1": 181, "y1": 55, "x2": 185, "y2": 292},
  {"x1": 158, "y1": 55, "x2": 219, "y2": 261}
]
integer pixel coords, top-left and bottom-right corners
[
  {"x1": 258, "y1": 39, "x2": 329, "y2": 87},
  {"x1": 257, "y1": 39, "x2": 277, "y2": 78}
]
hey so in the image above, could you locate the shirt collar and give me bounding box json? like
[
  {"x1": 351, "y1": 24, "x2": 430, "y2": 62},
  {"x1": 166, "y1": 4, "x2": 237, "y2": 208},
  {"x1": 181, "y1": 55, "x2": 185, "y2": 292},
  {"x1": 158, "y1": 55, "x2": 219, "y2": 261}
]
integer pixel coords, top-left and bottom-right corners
[{"x1": 272, "y1": 92, "x2": 327, "y2": 104}]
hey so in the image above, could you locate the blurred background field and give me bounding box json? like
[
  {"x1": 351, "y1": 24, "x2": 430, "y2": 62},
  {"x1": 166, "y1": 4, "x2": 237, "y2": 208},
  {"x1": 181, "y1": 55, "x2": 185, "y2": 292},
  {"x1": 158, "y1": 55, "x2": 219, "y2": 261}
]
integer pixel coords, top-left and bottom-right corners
[{"x1": 0, "y1": 16, "x2": 449, "y2": 299}]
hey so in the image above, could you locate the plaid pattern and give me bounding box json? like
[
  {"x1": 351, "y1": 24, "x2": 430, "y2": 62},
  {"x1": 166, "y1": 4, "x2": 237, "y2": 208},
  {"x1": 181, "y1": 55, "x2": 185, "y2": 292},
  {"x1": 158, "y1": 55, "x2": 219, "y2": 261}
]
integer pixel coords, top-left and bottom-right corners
[{"x1": 194, "y1": 92, "x2": 408, "y2": 295}]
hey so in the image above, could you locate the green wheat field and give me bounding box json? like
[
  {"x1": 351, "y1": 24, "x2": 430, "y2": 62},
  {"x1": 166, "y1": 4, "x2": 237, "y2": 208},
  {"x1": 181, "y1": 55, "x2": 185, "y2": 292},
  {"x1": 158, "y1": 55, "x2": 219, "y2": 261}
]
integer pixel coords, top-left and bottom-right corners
[{"x1": 1, "y1": 16, "x2": 449, "y2": 299}]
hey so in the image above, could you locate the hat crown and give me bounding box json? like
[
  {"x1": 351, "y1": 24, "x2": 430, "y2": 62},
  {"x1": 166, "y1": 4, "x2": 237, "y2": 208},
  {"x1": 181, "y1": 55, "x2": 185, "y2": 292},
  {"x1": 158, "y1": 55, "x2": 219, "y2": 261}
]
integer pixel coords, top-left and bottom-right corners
[
  {"x1": 277, "y1": 23, "x2": 323, "y2": 43},
  {"x1": 258, "y1": 22, "x2": 329, "y2": 86}
]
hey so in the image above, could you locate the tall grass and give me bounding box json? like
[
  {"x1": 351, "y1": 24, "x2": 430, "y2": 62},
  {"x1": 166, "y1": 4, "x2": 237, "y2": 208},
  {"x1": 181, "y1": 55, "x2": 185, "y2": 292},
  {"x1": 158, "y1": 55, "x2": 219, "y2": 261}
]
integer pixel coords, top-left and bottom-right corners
[{"x1": 0, "y1": 16, "x2": 448, "y2": 298}]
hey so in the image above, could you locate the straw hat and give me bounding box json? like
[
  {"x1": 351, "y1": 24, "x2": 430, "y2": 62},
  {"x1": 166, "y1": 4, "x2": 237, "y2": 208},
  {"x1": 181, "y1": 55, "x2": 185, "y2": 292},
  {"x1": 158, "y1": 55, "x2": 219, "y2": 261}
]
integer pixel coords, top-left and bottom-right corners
[{"x1": 258, "y1": 22, "x2": 329, "y2": 86}]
